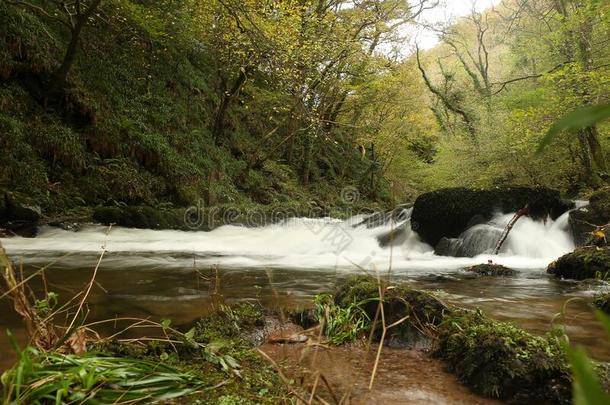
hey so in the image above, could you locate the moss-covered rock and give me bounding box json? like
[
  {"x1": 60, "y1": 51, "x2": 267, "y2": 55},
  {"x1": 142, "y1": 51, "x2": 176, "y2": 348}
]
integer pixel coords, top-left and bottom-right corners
[
  {"x1": 92, "y1": 206, "x2": 189, "y2": 230},
  {"x1": 334, "y1": 276, "x2": 448, "y2": 326},
  {"x1": 193, "y1": 303, "x2": 265, "y2": 344},
  {"x1": 333, "y1": 275, "x2": 449, "y2": 347},
  {"x1": 594, "y1": 292, "x2": 610, "y2": 314},
  {"x1": 96, "y1": 303, "x2": 288, "y2": 404},
  {"x1": 0, "y1": 191, "x2": 41, "y2": 236},
  {"x1": 411, "y1": 187, "x2": 573, "y2": 248},
  {"x1": 570, "y1": 188, "x2": 610, "y2": 245},
  {"x1": 331, "y1": 275, "x2": 573, "y2": 404},
  {"x1": 437, "y1": 309, "x2": 571, "y2": 404},
  {"x1": 467, "y1": 263, "x2": 518, "y2": 277},
  {"x1": 547, "y1": 247, "x2": 610, "y2": 280}
]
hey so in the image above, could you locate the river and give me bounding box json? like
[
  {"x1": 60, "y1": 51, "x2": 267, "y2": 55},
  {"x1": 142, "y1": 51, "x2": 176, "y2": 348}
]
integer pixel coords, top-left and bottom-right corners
[{"x1": 1, "y1": 210, "x2": 609, "y2": 371}]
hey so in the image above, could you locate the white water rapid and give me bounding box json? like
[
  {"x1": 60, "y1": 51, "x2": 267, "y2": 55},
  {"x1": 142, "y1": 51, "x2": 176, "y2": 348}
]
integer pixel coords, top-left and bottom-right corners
[{"x1": 1, "y1": 210, "x2": 575, "y2": 273}]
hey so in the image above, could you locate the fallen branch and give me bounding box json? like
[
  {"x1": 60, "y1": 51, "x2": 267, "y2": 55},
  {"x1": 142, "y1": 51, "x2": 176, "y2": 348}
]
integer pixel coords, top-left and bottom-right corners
[{"x1": 493, "y1": 205, "x2": 529, "y2": 255}]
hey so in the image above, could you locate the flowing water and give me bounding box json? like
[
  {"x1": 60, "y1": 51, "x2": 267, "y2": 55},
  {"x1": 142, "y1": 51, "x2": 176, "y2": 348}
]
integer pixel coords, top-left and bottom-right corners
[{"x1": 1, "y1": 210, "x2": 610, "y2": 373}]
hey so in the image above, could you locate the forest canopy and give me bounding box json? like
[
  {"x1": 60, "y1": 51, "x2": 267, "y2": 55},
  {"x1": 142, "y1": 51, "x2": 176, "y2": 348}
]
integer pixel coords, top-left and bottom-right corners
[{"x1": 0, "y1": 0, "x2": 609, "y2": 214}]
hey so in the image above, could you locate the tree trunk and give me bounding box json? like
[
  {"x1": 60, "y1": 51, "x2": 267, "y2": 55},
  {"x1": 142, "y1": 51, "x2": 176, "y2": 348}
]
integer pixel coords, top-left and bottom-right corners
[
  {"x1": 213, "y1": 68, "x2": 249, "y2": 143},
  {"x1": 301, "y1": 133, "x2": 313, "y2": 185},
  {"x1": 51, "y1": 0, "x2": 102, "y2": 88},
  {"x1": 585, "y1": 126, "x2": 607, "y2": 172}
]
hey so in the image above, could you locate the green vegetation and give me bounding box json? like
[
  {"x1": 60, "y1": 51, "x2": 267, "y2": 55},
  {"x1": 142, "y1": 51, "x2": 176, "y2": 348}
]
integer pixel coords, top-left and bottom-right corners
[
  {"x1": 1, "y1": 347, "x2": 206, "y2": 404},
  {"x1": 547, "y1": 247, "x2": 610, "y2": 280},
  {"x1": 466, "y1": 263, "x2": 518, "y2": 276},
  {"x1": 0, "y1": 0, "x2": 415, "y2": 222},
  {"x1": 1, "y1": 303, "x2": 291, "y2": 404},
  {"x1": 567, "y1": 310, "x2": 610, "y2": 405},
  {"x1": 1, "y1": 0, "x2": 607, "y2": 222},
  {"x1": 437, "y1": 309, "x2": 570, "y2": 403},
  {"x1": 326, "y1": 275, "x2": 574, "y2": 403},
  {"x1": 99, "y1": 304, "x2": 290, "y2": 404},
  {"x1": 313, "y1": 293, "x2": 372, "y2": 345},
  {"x1": 594, "y1": 292, "x2": 610, "y2": 314}
]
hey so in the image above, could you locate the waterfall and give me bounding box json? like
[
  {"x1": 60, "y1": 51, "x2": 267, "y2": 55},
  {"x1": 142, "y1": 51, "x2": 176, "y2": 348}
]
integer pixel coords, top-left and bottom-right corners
[{"x1": 0, "y1": 209, "x2": 575, "y2": 273}]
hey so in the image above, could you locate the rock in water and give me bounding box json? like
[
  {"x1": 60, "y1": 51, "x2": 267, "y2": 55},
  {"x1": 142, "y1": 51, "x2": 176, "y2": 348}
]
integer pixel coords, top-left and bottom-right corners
[
  {"x1": 547, "y1": 247, "x2": 610, "y2": 280},
  {"x1": 411, "y1": 187, "x2": 573, "y2": 248},
  {"x1": 0, "y1": 193, "x2": 41, "y2": 237},
  {"x1": 467, "y1": 263, "x2": 518, "y2": 276},
  {"x1": 569, "y1": 187, "x2": 610, "y2": 245},
  {"x1": 376, "y1": 226, "x2": 408, "y2": 247}
]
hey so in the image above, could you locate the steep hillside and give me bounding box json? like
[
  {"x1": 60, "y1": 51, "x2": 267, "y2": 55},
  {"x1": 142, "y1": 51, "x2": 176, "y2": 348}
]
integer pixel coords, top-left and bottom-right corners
[{"x1": 0, "y1": 1, "x2": 387, "y2": 226}]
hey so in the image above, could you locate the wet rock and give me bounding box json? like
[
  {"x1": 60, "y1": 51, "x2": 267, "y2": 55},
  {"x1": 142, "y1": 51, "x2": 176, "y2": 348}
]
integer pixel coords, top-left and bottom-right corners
[
  {"x1": 411, "y1": 187, "x2": 573, "y2": 248},
  {"x1": 334, "y1": 275, "x2": 449, "y2": 349},
  {"x1": 434, "y1": 237, "x2": 463, "y2": 256},
  {"x1": 570, "y1": 188, "x2": 610, "y2": 245},
  {"x1": 547, "y1": 247, "x2": 610, "y2": 280},
  {"x1": 354, "y1": 204, "x2": 411, "y2": 229},
  {"x1": 92, "y1": 206, "x2": 188, "y2": 230},
  {"x1": 467, "y1": 263, "x2": 518, "y2": 277},
  {"x1": 290, "y1": 308, "x2": 318, "y2": 330},
  {"x1": 0, "y1": 193, "x2": 41, "y2": 237},
  {"x1": 437, "y1": 309, "x2": 571, "y2": 404},
  {"x1": 376, "y1": 226, "x2": 408, "y2": 247},
  {"x1": 435, "y1": 225, "x2": 503, "y2": 257},
  {"x1": 594, "y1": 292, "x2": 610, "y2": 314},
  {"x1": 50, "y1": 222, "x2": 81, "y2": 232}
]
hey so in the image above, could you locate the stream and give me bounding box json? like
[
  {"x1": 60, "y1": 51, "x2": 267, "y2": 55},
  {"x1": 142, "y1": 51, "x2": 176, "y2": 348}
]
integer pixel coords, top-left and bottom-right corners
[{"x1": 1, "y1": 210, "x2": 609, "y2": 373}]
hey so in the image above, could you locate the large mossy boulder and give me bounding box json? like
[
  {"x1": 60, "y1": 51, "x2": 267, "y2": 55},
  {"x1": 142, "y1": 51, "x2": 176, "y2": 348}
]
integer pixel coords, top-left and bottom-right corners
[
  {"x1": 437, "y1": 310, "x2": 570, "y2": 404},
  {"x1": 570, "y1": 188, "x2": 610, "y2": 245},
  {"x1": 334, "y1": 275, "x2": 448, "y2": 326},
  {"x1": 547, "y1": 247, "x2": 610, "y2": 280},
  {"x1": 0, "y1": 192, "x2": 41, "y2": 237},
  {"x1": 411, "y1": 187, "x2": 573, "y2": 248}
]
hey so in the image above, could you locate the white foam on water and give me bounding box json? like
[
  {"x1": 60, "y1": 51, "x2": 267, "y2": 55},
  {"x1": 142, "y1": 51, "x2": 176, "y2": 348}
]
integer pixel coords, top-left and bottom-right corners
[{"x1": 0, "y1": 211, "x2": 575, "y2": 273}]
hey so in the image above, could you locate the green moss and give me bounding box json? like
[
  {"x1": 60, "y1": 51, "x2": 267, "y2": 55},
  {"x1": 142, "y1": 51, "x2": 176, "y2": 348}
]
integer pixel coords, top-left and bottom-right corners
[
  {"x1": 193, "y1": 303, "x2": 265, "y2": 344},
  {"x1": 330, "y1": 276, "x2": 574, "y2": 403},
  {"x1": 467, "y1": 263, "x2": 518, "y2": 276},
  {"x1": 547, "y1": 247, "x2": 610, "y2": 280},
  {"x1": 332, "y1": 276, "x2": 448, "y2": 345},
  {"x1": 96, "y1": 303, "x2": 287, "y2": 404},
  {"x1": 437, "y1": 309, "x2": 571, "y2": 403},
  {"x1": 594, "y1": 292, "x2": 610, "y2": 314}
]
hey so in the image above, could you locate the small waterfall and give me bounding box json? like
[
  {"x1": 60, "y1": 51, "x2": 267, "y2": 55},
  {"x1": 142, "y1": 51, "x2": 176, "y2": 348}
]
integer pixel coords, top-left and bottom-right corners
[{"x1": 0, "y1": 208, "x2": 575, "y2": 272}]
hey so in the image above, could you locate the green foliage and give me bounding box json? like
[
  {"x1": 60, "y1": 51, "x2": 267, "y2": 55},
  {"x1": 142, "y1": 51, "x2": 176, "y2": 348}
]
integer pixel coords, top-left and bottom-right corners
[
  {"x1": 0, "y1": 0, "x2": 395, "y2": 216},
  {"x1": 313, "y1": 293, "x2": 372, "y2": 345},
  {"x1": 437, "y1": 309, "x2": 571, "y2": 403},
  {"x1": 568, "y1": 310, "x2": 610, "y2": 405},
  {"x1": 1, "y1": 345, "x2": 206, "y2": 404},
  {"x1": 538, "y1": 104, "x2": 610, "y2": 153},
  {"x1": 547, "y1": 247, "x2": 610, "y2": 281},
  {"x1": 33, "y1": 292, "x2": 58, "y2": 316},
  {"x1": 593, "y1": 292, "x2": 610, "y2": 314}
]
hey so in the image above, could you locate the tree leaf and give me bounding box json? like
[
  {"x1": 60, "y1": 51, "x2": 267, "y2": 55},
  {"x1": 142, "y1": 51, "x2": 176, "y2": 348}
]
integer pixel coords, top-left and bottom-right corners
[{"x1": 537, "y1": 104, "x2": 610, "y2": 153}]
